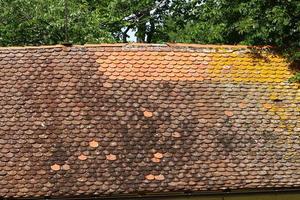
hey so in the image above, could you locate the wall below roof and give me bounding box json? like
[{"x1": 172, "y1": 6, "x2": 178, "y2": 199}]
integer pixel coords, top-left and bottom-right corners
[
  {"x1": 157, "y1": 193, "x2": 300, "y2": 200},
  {"x1": 45, "y1": 191, "x2": 300, "y2": 200}
]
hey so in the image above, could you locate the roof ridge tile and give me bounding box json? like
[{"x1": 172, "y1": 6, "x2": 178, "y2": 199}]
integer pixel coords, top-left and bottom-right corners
[{"x1": 0, "y1": 43, "x2": 274, "y2": 50}]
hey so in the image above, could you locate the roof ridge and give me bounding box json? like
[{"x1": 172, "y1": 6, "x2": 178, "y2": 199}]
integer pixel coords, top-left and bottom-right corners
[
  {"x1": 0, "y1": 43, "x2": 129, "y2": 50},
  {"x1": 0, "y1": 43, "x2": 273, "y2": 50},
  {"x1": 167, "y1": 43, "x2": 270, "y2": 49},
  {"x1": 0, "y1": 44, "x2": 66, "y2": 50}
]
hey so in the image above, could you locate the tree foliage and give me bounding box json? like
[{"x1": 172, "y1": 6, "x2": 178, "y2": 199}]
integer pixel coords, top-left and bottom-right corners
[
  {"x1": 164, "y1": 0, "x2": 300, "y2": 58},
  {"x1": 0, "y1": 0, "x2": 299, "y2": 61},
  {"x1": 0, "y1": 0, "x2": 114, "y2": 46}
]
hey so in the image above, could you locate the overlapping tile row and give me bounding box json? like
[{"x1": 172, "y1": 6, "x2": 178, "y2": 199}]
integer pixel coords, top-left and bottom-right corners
[
  {"x1": 95, "y1": 45, "x2": 293, "y2": 83},
  {"x1": 0, "y1": 44, "x2": 299, "y2": 199}
]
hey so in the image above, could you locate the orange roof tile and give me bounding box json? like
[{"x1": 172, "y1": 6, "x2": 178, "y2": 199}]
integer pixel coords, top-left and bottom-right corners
[
  {"x1": 50, "y1": 164, "x2": 60, "y2": 171},
  {"x1": 89, "y1": 140, "x2": 99, "y2": 148},
  {"x1": 78, "y1": 154, "x2": 88, "y2": 161},
  {"x1": 106, "y1": 154, "x2": 117, "y2": 161},
  {"x1": 154, "y1": 152, "x2": 164, "y2": 159}
]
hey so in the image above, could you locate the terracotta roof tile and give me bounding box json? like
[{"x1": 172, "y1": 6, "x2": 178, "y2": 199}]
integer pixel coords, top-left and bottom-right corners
[
  {"x1": 50, "y1": 164, "x2": 60, "y2": 171},
  {"x1": 89, "y1": 140, "x2": 99, "y2": 148},
  {"x1": 143, "y1": 110, "x2": 153, "y2": 118},
  {"x1": 145, "y1": 174, "x2": 155, "y2": 180},
  {"x1": 151, "y1": 157, "x2": 161, "y2": 163},
  {"x1": 0, "y1": 43, "x2": 299, "y2": 198},
  {"x1": 62, "y1": 164, "x2": 71, "y2": 171},
  {"x1": 106, "y1": 154, "x2": 117, "y2": 161},
  {"x1": 224, "y1": 111, "x2": 234, "y2": 117},
  {"x1": 154, "y1": 152, "x2": 164, "y2": 159},
  {"x1": 78, "y1": 154, "x2": 88, "y2": 161},
  {"x1": 154, "y1": 174, "x2": 165, "y2": 181}
]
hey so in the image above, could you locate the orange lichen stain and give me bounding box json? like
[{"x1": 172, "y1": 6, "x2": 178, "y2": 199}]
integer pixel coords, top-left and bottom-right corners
[
  {"x1": 145, "y1": 174, "x2": 155, "y2": 180},
  {"x1": 78, "y1": 154, "x2": 88, "y2": 161},
  {"x1": 96, "y1": 51, "x2": 208, "y2": 81},
  {"x1": 263, "y1": 103, "x2": 272, "y2": 109},
  {"x1": 106, "y1": 154, "x2": 117, "y2": 161},
  {"x1": 50, "y1": 164, "x2": 60, "y2": 171},
  {"x1": 89, "y1": 140, "x2": 99, "y2": 148},
  {"x1": 208, "y1": 51, "x2": 291, "y2": 83},
  {"x1": 224, "y1": 111, "x2": 234, "y2": 117},
  {"x1": 238, "y1": 102, "x2": 247, "y2": 109},
  {"x1": 143, "y1": 111, "x2": 153, "y2": 118},
  {"x1": 62, "y1": 164, "x2": 71, "y2": 170},
  {"x1": 154, "y1": 174, "x2": 165, "y2": 180}
]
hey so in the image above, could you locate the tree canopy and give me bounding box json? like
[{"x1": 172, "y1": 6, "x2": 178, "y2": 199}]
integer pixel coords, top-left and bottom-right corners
[
  {"x1": 0, "y1": 0, "x2": 114, "y2": 45},
  {"x1": 164, "y1": 0, "x2": 300, "y2": 59},
  {"x1": 0, "y1": 0, "x2": 299, "y2": 60}
]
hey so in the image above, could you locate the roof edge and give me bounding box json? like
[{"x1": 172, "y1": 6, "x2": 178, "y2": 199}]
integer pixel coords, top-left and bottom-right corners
[{"x1": 0, "y1": 43, "x2": 274, "y2": 50}]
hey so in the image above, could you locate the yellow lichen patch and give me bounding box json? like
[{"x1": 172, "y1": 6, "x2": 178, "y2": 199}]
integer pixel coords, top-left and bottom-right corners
[
  {"x1": 295, "y1": 91, "x2": 300, "y2": 102},
  {"x1": 208, "y1": 51, "x2": 292, "y2": 83},
  {"x1": 284, "y1": 152, "x2": 299, "y2": 160},
  {"x1": 269, "y1": 93, "x2": 279, "y2": 101},
  {"x1": 263, "y1": 91, "x2": 300, "y2": 163}
]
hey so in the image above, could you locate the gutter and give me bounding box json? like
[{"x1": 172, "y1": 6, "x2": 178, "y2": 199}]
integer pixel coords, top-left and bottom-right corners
[{"x1": 7, "y1": 187, "x2": 300, "y2": 200}]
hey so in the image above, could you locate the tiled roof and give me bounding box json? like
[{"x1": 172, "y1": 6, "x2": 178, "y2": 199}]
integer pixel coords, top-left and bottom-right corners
[{"x1": 0, "y1": 43, "x2": 299, "y2": 198}]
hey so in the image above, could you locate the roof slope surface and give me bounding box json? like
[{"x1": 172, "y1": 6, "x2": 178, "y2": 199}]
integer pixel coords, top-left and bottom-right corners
[{"x1": 0, "y1": 43, "x2": 299, "y2": 198}]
